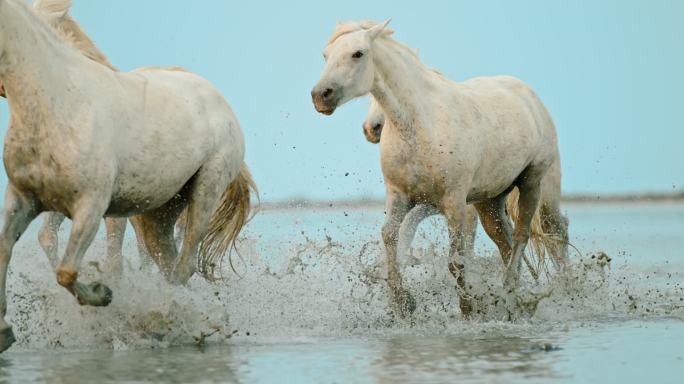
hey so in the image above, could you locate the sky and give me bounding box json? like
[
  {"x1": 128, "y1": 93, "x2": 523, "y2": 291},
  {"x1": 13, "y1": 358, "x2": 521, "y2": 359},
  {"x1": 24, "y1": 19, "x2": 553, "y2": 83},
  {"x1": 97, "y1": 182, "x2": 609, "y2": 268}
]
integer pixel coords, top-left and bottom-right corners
[{"x1": 0, "y1": 0, "x2": 682, "y2": 202}]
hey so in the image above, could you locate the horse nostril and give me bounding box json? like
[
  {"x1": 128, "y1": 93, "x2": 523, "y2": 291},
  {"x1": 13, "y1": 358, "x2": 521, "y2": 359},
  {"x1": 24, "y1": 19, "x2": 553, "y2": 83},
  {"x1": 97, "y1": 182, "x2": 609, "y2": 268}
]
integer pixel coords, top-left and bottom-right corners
[
  {"x1": 322, "y1": 88, "x2": 333, "y2": 99},
  {"x1": 372, "y1": 123, "x2": 382, "y2": 134}
]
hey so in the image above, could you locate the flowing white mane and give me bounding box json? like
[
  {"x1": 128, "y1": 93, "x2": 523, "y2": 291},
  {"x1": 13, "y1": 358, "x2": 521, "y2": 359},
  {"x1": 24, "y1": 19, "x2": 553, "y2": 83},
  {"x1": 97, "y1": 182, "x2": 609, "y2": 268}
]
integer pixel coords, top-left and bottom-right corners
[
  {"x1": 327, "y1": 20, "x2": 395, "y2": 46},
  {"x1": 327, "y1": 21, "x2": 430, "y2": 74},
  {"x1": 33, "y1": 0, "x2": 116, "y2": 70}
]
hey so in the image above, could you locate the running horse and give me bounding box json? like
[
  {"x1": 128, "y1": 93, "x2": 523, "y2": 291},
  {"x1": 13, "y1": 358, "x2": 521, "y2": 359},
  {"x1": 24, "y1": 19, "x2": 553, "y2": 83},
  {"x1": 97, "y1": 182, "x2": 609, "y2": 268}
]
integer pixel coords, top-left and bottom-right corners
[
  {"x1": 362, "y1": 96, "x2": 569, "y2": 275},
  {"x1": 0, "y1": 0, "x2": 256, "y2": 352},
  {"x1": 312, "y1": 20, "x2": 560, "y2": 318}
]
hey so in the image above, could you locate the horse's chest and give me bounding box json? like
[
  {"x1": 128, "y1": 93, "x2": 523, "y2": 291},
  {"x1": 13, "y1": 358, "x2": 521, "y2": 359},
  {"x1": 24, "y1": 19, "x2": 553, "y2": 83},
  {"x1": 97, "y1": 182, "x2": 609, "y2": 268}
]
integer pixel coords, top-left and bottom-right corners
[
  {"x1": 4, "y1": 127, "x2": 46, "y2": 189},
  {"x1": 4, "y1": 126, "x2": 84, "y2": 209},
  {"x1": 380, "y1": 146, "x2": 446, "y2": 202}
]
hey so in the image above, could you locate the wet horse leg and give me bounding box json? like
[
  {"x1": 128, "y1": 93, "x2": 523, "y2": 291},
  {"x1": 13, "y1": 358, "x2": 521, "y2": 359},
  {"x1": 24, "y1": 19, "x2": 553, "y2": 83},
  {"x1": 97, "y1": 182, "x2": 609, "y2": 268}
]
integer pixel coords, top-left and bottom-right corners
[
  {"x1": 442, "y1": 192, "x2": 473, "y2": 318},
  {"x1": 135, "y1": 200, "x2": 185, "y2": 281},
  {"x1": 174, "y1": 209, "x2": 187, "y2": 249},
  {"x1": 539, "y1": 202, "x2": 569, "y2": 271},
  {"x1": 0, "y1": 187, "x2": 40, "y2": 352},
  {"x1": 463, "y1": 205, "x2": 480, "y2": 257},
  {"x1": 56, "y1": 197, "x2": 113, "y2": 307},
  {"x1": 103, "y1": 217, "x2": 127, "y2": 276},
  {"x1": 171, "y1": 159, "x2": 233, "y2": 285},
  {"x1": 128, "y1": 216, "x2": 153, "y2": 268},
  {"x1": 505, "y1": 169, "x2": 545, "y2": 290},
  {"x1": 396, "y1": 204, "x2": 436, "y2": 266},
  {"x1": 38, "y1": 212, "x2": 66, "y2": 270},
  {"x1": 474, "y1": 192, "x2": 514, "y2": 265},
  {"x1": 382, "y1": 189, "x2": 415, "y2": 317}
]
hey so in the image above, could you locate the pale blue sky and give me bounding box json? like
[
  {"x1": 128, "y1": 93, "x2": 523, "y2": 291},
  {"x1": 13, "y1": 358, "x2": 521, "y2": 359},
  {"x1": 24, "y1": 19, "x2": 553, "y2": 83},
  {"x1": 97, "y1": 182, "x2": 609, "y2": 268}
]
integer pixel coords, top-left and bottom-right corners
[{"x1": 1, "y1": 0, "x2": 682, "y2": 202}]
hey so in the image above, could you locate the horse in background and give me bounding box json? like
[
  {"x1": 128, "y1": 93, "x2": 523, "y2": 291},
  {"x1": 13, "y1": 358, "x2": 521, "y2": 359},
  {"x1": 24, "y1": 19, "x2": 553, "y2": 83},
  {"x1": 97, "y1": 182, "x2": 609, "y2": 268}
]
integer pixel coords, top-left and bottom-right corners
[
  {"x1": 0, "y1": 0, "x2": 256, "y2": 352},
  {"x1": 312, "y1": 20, "x2": 561, "y2": 318},
  {"x1": 363, "y1": 96, "x2": 569, "y2": 277}
]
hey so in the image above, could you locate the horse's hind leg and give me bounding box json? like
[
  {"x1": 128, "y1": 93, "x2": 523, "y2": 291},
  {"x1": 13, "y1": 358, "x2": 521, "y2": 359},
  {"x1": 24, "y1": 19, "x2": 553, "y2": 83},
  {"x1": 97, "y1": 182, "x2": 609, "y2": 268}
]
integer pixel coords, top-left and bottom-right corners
[
  {"x1": 38, "y1": 212, "x2": 66, "y2": 270},
  {"x1": 474, "y1": 192, "x2": 514, "y2": 265},
  {"x1": 171, "y1": 160, "x2": 232, "y2": 284},
  {"x1": 505, "y1": 168, "x2": 545, "y2": 289},
  {"x1": 539, "y1": 203, "x2": 569, "y2": 270},
  {"x1": 382, "y1": 189, "x2": 416, "y2": 317},
  {"x1": 133, "y1": 200, "x2": 185, "y2": 280},
  {"x1": 0, "y1": 186, "x2": 40, "y2": 352},
  {"x1": 103, "y1": 217, "x2": 126, "y2": 276}
]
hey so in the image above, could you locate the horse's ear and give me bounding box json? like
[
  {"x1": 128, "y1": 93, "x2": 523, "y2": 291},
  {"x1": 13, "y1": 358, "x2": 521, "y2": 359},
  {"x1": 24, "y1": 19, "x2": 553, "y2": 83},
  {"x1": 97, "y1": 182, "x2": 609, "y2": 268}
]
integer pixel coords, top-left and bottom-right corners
[
  {"x1": 33, "y1": 0, "x2": 73, "y2": 20},
  {"x1": 367, "y1": 18, "x2": 392, "y2": 41}
]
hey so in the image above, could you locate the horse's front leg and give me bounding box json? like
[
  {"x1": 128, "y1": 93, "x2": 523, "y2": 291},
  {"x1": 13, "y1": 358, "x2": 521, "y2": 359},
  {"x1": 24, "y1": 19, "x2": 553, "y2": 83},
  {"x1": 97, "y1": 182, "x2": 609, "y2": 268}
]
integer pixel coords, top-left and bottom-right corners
[
  {"x1": 38, "y1": 212, "x2": 66, "y2": 270},
  {"x1": 442, "y1": 192, "x2": 472, "y2": 319},
  {"x1": 0, "y1": 186, "x2": 40, "y2": 352},
  {"x1": 56, "y1": 197, "x2": 112, "y2": 307},
  {"x1": 103, "y1": 217, "x2": 126, "y2": 276},
  {"x1": 128, "y1": 216, "x2": 153, "y2": 268},
  {"x1": 396, "y1": 204, "x2": 436, "y2": 266},
  {"x1": 382, "y1": 189, "x2": 415, "y2": 317}
]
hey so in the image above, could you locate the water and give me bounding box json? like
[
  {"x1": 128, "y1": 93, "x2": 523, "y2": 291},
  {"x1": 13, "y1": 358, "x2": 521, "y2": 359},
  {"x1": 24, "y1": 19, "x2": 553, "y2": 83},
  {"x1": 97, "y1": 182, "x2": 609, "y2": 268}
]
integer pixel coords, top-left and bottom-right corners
[{"x1": 0, "y1": 202, "x2": 683, "y2": 383}]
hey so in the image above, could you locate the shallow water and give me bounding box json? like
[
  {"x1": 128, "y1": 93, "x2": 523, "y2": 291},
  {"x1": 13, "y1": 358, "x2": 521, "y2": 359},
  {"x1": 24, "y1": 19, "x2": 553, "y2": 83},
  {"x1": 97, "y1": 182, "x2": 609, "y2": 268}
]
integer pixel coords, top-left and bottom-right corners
[{"x1": 0, "y1": 202, "x2": 683, "y2": 383}]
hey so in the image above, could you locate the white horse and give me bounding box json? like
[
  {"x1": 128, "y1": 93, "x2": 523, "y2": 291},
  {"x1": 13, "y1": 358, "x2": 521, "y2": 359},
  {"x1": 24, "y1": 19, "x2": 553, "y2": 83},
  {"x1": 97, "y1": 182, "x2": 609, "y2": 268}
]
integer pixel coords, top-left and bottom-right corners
[
  {"x1": 0, "y1": 0, "x2": 256, "y2": 352},
  {"x1": 312, "y1": 20, "x2": 559, "y2": 318},
  {"x1": 0, "y1": 0, "x2": 152, "y2": 275},
  {"x1": 363, "y1": 97, "x2": 569, "y2": 274}
]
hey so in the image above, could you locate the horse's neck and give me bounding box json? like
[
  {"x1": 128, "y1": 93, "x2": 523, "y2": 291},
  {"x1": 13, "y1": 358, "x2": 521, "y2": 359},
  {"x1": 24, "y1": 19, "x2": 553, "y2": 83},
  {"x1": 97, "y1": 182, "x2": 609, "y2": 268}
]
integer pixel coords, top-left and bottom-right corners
[
  {"x1": 0, "y1": 1, "x2": 86, "y2": 127},
  {"x1": 370, "y1": 39, "x2": 437, "y2": 143}
]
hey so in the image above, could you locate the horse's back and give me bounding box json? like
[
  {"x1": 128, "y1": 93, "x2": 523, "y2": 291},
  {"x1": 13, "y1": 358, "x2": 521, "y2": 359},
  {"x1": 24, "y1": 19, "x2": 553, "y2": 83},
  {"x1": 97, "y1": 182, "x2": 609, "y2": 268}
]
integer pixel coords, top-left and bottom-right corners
[
  {"x1": 453, "y1": 76, "x2": 557, "y2": 200},
  {"x1": 104, "y1": 68, "x2": 244, "y2": 214}
]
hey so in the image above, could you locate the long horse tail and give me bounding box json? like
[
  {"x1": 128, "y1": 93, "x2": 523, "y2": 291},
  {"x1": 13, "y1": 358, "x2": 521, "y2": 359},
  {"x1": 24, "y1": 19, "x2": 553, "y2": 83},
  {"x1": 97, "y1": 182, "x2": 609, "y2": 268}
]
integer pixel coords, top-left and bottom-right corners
[
  {"x1": 198, "y1": 163, "x2": 259, "y2": 280},
  {"x1": 505, "y1": 188, "x2": 562, "y2": 279}
]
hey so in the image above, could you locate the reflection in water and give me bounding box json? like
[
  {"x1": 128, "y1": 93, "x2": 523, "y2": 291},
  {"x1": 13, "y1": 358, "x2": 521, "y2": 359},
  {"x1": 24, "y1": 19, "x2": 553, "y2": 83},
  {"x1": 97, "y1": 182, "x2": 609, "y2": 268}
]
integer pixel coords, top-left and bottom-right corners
[
  {"x1": 373, "y1": 335, "x2": 564, "y2": 383},
  {"x1": 2, "y1": 320, "x2": 684, "y2": 383},
  {"x1": 2, "y1": 336, "x2": 566, "y2": 384},
  {"x1": 3, "y1": 347, "x2": 241, "y2": 384}
]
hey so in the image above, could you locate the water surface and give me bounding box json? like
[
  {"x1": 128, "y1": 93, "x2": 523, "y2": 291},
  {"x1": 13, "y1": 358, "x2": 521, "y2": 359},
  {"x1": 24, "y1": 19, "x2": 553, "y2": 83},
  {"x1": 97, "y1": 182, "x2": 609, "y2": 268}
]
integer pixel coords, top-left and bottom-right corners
[{"x1": 0, "y1": 202, "x2": 682, "y2": 383}]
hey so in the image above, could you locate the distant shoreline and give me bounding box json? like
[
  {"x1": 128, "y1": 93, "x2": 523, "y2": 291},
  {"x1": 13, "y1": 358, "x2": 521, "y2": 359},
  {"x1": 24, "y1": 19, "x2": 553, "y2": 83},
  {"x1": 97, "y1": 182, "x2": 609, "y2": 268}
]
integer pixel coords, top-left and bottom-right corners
[
  {"x1": 258, "y1": 192, "x2": 684, "y2": 211},
  {"x1": 1, "y1": 193, "x2": 681, "y2": 214}
]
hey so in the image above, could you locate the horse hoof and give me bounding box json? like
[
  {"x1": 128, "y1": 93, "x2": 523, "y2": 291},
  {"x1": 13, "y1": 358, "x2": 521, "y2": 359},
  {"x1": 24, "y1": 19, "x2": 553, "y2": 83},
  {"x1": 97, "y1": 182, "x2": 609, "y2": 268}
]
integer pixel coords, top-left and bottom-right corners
[
  {"x1": 91, "y1": 283, "x2": 113, "y2": 306},
  {"x1": 504, "y1": 287, "x2": 552, "y2": 320},
  {"x1": 0, "y1": 327, "x2": 15, "y2": 353},
  {"x1": 75, "y1": 282, "x2": 113, "y2": 307}
]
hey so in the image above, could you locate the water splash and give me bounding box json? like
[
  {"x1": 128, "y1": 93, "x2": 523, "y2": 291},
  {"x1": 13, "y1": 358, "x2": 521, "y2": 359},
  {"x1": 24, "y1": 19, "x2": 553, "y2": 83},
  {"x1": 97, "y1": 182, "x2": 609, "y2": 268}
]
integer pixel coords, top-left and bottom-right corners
[{"x1": 4, "y1": 209, "x2": 683, "y2": 352}]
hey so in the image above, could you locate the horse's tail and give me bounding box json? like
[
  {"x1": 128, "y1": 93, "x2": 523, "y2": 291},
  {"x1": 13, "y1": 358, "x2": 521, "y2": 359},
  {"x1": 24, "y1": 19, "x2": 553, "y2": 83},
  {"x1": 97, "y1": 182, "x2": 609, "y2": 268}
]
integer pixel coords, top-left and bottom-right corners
[
  {"x1": 198, "y1": 163, "x2": 259, "y2": 280},
  {"x1": 505, "y1": 189, "x2": 561, "y2": 279}
]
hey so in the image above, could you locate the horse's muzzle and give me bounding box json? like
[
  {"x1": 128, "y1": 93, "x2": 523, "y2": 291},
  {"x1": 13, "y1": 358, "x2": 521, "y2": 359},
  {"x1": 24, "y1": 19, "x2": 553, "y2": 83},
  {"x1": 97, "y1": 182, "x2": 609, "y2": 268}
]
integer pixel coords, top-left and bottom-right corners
[
  {"x1": 311, "y1": 86, "x2": 339, "y2": 115},
  {"x1": 363, "y1": 121, "x2": 382, "y2": 143}
]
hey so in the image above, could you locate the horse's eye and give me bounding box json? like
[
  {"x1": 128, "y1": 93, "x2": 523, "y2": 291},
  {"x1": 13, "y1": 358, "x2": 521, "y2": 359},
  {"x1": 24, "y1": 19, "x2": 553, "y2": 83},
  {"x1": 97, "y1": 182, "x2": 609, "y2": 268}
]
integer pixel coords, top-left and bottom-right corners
[{"x1": 352, "y1": 51, "x2": 364, "y2": 59}]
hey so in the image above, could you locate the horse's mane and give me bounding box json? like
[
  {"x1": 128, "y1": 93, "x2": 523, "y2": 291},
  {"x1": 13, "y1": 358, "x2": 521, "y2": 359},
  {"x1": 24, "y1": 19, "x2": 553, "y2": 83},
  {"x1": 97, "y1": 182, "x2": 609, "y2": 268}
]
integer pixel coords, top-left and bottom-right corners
[
  {"x1": 329, "y1": 21, "x2": 431, "y2": 68},
  {"x1": 328, "y1": 21, "x2": 435, "y2": 75},
  {"x1": 46, "y1": 14, "x2": 117, "y2": 71},
  {"x1": 327, "y1": 21, "x2": 395, "y2": 46},
  {"x1": 33, "y1": 0, "x2": 117, "y2": 71}
]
